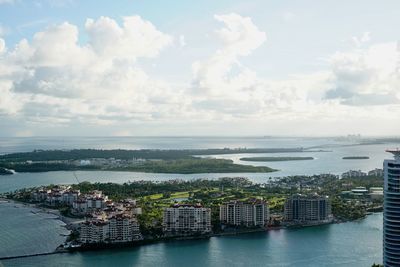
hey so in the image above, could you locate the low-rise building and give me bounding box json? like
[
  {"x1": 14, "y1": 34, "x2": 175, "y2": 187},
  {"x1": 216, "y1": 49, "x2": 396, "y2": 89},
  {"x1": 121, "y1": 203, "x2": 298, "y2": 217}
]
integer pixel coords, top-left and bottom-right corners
[
  {"x1": 163, "y1": 204, "x2": 211, "y2": 236},
  {"x1": 351, "y1": 186, "x2": 368, "y2": 196},
  {"x1": 369, "y1": 187, "x2": 383, "y2": 200},
  {"x1": 219, "y1": 199, "x2": 269, "y2": 227}
]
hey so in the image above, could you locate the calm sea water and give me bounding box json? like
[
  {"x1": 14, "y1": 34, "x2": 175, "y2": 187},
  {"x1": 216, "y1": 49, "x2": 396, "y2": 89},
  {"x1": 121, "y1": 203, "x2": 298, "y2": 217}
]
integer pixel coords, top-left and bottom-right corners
[
  {"x1": 0, "y1": 136, "x2": 336, "y2": 154},
  {"x1": 0, "y1": 137, "x2": 391, "y2": 266},
  {"x1": 0, "y1": 201, "x2": 69, "y2": 259}
]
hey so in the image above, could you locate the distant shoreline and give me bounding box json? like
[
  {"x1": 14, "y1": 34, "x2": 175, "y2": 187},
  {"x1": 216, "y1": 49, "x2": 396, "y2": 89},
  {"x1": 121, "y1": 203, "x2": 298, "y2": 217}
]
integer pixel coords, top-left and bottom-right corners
[
  {"x1": 342, "y1": 156, "x2": 370, "y2": 160},
  {"x1": 240, "y1": 156, "x2": 314, "y2": 162}
]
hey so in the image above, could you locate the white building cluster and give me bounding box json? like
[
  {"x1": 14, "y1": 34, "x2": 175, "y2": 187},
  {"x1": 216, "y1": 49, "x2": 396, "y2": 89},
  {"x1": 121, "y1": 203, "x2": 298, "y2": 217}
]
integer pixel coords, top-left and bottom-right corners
[
  {"x1": 163, "y1": 204, "x2": 211, "y2": 236},
  {"x1": 30, "y1": 185, "x2": 143, "y2": 245},
  {"x1": 342, "y1": 170, "x2": 367, "y2": 178},
  {"x1": 341, "y1": 168, "x2": 384, "y2": 178},
  {"x1": 368, "y1": 168, "x2": 384, "y2": 177},
  {"x1": 72, "y1": 190, "x2": 109, "y2": 215},
  {"x1": 79, "y1": 199, "x2": 143, "y2": 244},
  {"x1": 31, "y1": 185, "x2": 80, "y2": 206},
  {"x1": 219, "y1": 199, "x2": 269, "y2": 227}
]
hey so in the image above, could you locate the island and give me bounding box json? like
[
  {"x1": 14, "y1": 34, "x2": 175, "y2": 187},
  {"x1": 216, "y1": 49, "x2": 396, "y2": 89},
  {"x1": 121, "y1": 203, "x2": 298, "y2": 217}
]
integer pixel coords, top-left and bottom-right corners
[
  {"x1": 240, "y1": 156, "x2": 314, "y2": 162},
  {"x1": 0, "y1": 167, "x2": 13, "y2": 175},
  {"x1": 2, "y1": 170, "x2": 383, "y2": 254},
  {"x1": 342, "y1": 156, "x2": 370, "y2": 160},
  {"x1": 0, "y1": 149, "x2": 283, "y2": 174}
]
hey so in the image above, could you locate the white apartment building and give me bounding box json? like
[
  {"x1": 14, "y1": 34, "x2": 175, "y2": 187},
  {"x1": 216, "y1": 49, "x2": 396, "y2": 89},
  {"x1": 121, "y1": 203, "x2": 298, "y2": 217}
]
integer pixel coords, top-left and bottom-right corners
[
  {"x1": 31, "y1": 187, "x2": 80, "y2": 206},
  {"x1": 79, "y1": 213, "x2": 141, "y2": 244},
  {"x1": 219, "y1": 199, "x2": 269, "y2": 227},
  {"x1": 46, "y1": 192, "x2": 63, "y2": 206},
  {"x1": 62, "y1": 190, "x2": 80, "y2": 205},
  {"x1": 108, "y1": 213, "x2": 141, "y2": 243},
  {"x1": 163, "y1": 204, "x2": 211, "y2": 235},
  {"x1": 80, "y1": 220, "x2": 109, "y2": 243},
  {"x1": 72, "y1": 191, "x2": 108, "y2": 215}
]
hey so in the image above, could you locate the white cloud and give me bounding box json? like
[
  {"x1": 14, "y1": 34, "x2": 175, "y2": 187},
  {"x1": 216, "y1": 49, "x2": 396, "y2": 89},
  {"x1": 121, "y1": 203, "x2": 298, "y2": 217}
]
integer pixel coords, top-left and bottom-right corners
[
  {"x1": 0, "y1": 38, "x2": 5, "y2": 53},
  {"x1": 0, "y1": 15, "x2": 187, "y2": 128},
  {"x1": 179, "y1": 35, "x2": 186, "y2": 47},
  {"x1": 0, "y1": 13, "x2": 399, "y2": 136},
  {"x1": 282, "y1": 11, "x2": 295, "y2": 22},
  {"x1": 192, "y1": 13, "x2": 266, "y2": 97},
  {"x1": 0, "y1": 80, "x2": 25, "y2": 115},
  {"x1": 352, "y1": 32, "x2": 371, "y2": 47},
  {"x1": 85, "y1": 16, "x2": 173, "y2": 61},
  {"x1": 325, "y1": 42, "x2": 400, "y2": 106}
]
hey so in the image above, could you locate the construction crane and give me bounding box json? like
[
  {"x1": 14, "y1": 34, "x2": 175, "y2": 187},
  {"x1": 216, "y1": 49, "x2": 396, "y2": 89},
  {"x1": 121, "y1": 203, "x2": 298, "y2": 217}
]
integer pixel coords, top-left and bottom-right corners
[{"x1": 73, "y1": 171, "x2": 80, "y2": 184}]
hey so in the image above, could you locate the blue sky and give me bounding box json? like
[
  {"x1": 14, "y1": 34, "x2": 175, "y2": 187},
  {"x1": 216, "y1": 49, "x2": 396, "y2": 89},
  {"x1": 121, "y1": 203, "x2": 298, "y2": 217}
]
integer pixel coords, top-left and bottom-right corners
[{"x1": 0, "y1": 0, "x2": 399, "y2": 136}]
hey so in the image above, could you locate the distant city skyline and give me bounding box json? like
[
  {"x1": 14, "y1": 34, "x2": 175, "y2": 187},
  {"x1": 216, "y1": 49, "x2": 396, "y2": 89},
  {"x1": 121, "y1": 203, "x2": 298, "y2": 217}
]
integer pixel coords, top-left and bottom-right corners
[{"x1": 0, "y1": 0, "x2": 399, "y2": 137}]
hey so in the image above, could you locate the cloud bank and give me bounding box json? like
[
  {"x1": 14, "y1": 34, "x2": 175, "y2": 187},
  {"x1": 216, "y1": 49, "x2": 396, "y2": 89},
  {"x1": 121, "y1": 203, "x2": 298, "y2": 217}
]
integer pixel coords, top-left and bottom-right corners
[{"x1": 0, "y1": 13, "x2": 399, "y2": 136}]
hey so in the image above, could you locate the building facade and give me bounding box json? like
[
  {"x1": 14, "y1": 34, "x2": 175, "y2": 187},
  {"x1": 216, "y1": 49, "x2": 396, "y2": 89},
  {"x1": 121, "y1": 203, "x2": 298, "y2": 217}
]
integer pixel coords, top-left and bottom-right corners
[
  {"x1": 30, "y1": 186, "x2": 80, "y2": 207},
  {"x1": 163, "y1": 204, "x2": 211, "y2": 235},
  {"x1": 79, "y1": 213, "x2": 141, "y2": 244},
  {"x1": 72, "y1": 191, "x2": 108, "y2": 215},
  {"x1": 80, "y1": 220, "x2": 109, "y2": 243},
  {"x1": 219, "y1": 199, "x2": 269, "y2": 227},
  {"x1": 284, "y1": 194, "x2": 332, "y2": 224},
  {"x1": 383, "y1": 149, "x2": 400, "y2": 266}
]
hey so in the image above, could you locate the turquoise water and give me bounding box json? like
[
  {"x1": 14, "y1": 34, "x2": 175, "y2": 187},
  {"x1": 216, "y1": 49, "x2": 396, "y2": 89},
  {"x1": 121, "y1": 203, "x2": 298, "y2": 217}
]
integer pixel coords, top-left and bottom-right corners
[{"x1": 2, "y1": 213, "x2": 383, "y2": 267}]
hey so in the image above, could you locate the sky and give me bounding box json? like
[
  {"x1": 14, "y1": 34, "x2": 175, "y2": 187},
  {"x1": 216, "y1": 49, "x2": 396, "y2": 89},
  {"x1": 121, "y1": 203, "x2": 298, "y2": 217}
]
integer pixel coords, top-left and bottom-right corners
[{"x1": 0, "y1": 0, "x2": 399, "y2": 137}]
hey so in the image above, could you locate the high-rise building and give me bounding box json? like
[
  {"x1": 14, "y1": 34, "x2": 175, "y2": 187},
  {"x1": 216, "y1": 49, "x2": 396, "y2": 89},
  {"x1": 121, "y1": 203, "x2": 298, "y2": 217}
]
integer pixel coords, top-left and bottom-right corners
[
  {"x1": 383, "y1": 149, "x2": 400, "y2": 266},
  {"x1": 219, "y1": 199, "x2": 269, "y2": 227},
  {"x1": 79, "y1": 212, "x2": 141, "y2": 244},
  {"x1": 163, "y1": 204, "x2": 211, "y2": 235},
  {"x1": 284, "y1": 194, "x2": 332, "y2": 224}
]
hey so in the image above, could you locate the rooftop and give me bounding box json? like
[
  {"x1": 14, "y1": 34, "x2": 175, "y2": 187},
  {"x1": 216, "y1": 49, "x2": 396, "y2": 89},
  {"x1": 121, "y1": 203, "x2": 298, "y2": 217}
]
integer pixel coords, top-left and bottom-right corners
[{"x1": 386, "y1": 149, "x2": 400, "y2": 159}]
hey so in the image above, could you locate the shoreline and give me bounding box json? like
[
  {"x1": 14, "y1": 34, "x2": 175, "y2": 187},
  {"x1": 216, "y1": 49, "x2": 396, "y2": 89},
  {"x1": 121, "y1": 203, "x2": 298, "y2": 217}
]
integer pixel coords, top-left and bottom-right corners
[
  {"x1": 0, "y1": 198, "x2": 82, "y2": 229},
  {"x1": 0, "y1": 166, "x2": 279, "y2": 175},
  {"x1": 0, "y1": 199, "x2": 382, "y2": 261}
]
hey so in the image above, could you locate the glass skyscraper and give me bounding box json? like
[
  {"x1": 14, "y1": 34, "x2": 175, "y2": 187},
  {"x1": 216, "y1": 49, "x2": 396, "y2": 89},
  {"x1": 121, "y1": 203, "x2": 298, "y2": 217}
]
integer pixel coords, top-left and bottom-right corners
[{"x1": 383, "y1": 149, "x2": 400, "y2": 266}]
